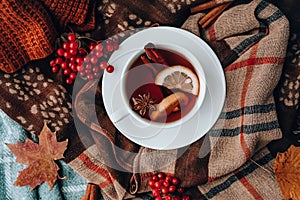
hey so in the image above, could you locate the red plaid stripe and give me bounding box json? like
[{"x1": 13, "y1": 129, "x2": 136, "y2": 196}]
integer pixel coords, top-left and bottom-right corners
[
  {"x1": 78, "y1": 153, "x2": 114, "y2": 188},
  {"x1": 225, "y1": 57, "x2": 285, "y2": 72},
  {"x1": 238, "y1": 176, "x2": 264, "y2": 200},
  {"x1": 240, "y1": 44, "x2": 259, "y2": 159}
]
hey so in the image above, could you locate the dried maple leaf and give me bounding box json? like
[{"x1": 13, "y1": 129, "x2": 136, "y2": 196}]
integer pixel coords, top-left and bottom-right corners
[
  {"x1": 6, "y1": 122, "x2": 68, "y2": 190},
  {"x1": 274, "y1": 145, "x2": 300, "y2": 200}
]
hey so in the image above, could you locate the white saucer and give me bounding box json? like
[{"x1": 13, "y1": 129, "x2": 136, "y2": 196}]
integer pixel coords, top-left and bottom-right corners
[{"x1": 102, "y1": 27, "x2": 226, "y2": 150}]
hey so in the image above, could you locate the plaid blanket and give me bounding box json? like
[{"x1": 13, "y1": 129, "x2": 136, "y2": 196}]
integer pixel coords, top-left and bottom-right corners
[
  {"x1": 69, "y1": 0, "x2": 288, "y2": 199},
  {"x1": 0, "y1": 0, "x2": 297, "y2": 199}
]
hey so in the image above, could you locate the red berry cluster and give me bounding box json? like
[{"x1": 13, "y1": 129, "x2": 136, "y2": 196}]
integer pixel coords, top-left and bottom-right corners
[
  {"x1": 49, "y1": 33, "x2": 118, "y2": 84},
  {"x1": 148, "y1": 172, "x2": 190, "y2": 200}
]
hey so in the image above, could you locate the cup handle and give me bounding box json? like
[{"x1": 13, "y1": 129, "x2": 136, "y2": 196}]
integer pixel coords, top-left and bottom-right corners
[{"x1": 110, "y1": 108, "x2": 130, "y2": 123}]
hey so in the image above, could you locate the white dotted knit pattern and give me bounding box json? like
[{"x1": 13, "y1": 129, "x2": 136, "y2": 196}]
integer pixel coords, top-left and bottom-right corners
[{"x1": 1, "y1": 66, "x2": 72, "y2": 134}]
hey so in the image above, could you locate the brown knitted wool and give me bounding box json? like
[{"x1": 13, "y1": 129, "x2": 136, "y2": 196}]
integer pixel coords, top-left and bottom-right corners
[
  {"x1": 42, "y1": 0, "x2": 95, "y2": 31},
  {"x1": 0, "y1": 0, "x2": 96, "y2": 73},
  {"x1": 0, "y1": 0, "x2": 57, "y2": 73}
]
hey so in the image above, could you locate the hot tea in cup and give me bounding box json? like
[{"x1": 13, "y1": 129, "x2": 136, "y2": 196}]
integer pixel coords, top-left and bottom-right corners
[{"x1": 124, "y1": 43, "x2": 206, "y2": 126}]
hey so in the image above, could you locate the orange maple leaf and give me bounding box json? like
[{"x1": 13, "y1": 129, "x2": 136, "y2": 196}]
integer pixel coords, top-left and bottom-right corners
[
  {"x1": 6, "y1": 122, "x2": 68, "y2": 190},
  {"x1": 274, "y1": 145, "x2": 300, "y2": 200}
]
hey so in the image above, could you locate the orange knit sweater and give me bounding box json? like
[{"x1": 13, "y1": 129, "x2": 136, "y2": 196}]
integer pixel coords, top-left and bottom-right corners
[{"x1": 0, "y1": 0, "x2": 95, "y2": 73}]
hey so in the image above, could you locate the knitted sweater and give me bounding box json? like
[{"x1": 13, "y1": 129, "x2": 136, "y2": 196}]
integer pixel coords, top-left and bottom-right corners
[{"x1": 0, "y1": 0, "x2": 95, "y2": 73}]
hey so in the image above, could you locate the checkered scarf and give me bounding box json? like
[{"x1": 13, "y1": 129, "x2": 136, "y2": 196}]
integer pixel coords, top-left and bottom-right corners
[{"x1": 68, "y1": 0, "x2": 289, "y2": 199}]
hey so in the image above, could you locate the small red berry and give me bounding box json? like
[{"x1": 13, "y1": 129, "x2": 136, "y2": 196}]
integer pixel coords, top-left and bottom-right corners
[
  {"x1": 163, "y1": 181, "x2": 170, "y2": 188},
  {"x1": 68, "y1": 33, "x2": 76, "y2": 41},
  {"x1": 76, "y1": 65, "x2": 84, "y2": 72},
  {"x1": 171, "y1": 177, "x2": 179, "y2": 186},
  {"x1": 63, "y1": 68, "x2": 71, "y2": 75},
  {"x1": 52, "y1": 65, "x2": 59, "y2": 73},
  {"x1": 85, "y1": 63, "x2": 92, "y2": 70},
  {"x1": 152, "y1": 175, "x2": 159, "y2": 181},
  {"x1": 155, "y1": 196, "x2": 163, "y2": 200},
  {"x1": 69, "y1": 72, "x2": 77, "y2": 80},
  {"x1": 169, "y1": 185, "x2": 176, "y2": 193},
  {"x1": 182, "y1": 196, "x2": 190, "y2": 200},
  {"x1": 85, "y1": 69, "x2": 92, "y2": 75},
  {"x1": 69, "y1": 48, "x2": 77, "y2": 56},
  {"x1": 148, "y1": 179, "x2": 156, "y2": 189},
  {"x1": 102, "y1": 48, "x2": 108, "y2": 56},
  {"x1": 165, "y1": 175, "x2": 173, "y2": 183},
  {"x1": 50, "y1": 59, "x2": 55, "y2": 67},
  {"x1": 177, "y1": 187, "x2": 184, "y2": 193},
  {"x1": 173, "y1": 196, "x2": 181, "y2": 200},
  {"x1": 64, "y1": 52, "x2": 72, "y2": 59},
  {"x1": 99, "y1": 61, "x2": 108, "y2": 70},
  {"x1": 70, "y1": 64, "x2": 77, "y2": 72},
  {"x1": 62, "y1": 42, "x2": 70, "y2": 50},
  {"x1": 61, "y1": 62, "x2": 68, "y2": 69},
  {"x1": 75, "y1": 57, "x2": 83, "y2": 65},
  {"x1": 67, "y1": 33, "x2": 76, "y2": 41},
  {"x1": 106, "y1": 65, "x2": 114, "y2": 73},
  {"x1": 70, "y1": 57, "x2": 76, "y2": 63},
  {"x1": 114, "y1": 43, "x2": 119, "y2": 50},
  {"x1": 86, "y1": 74, "x2": 94, "y2": 80},
  {"x1": 93, "y1": 72, "x2": 100, "y2": 78},
  {"x1": 89, "y1": 43, "x2": 97, "y2": 51},
  {"x1": 90, "y1": 56, "x2": 98, "y2": 64},
  {"x1": 165, "y1": 195, "x2": 172, "y2": 200},
  {"x1": 95, "y1": 44, "x2": 103, "y2": 51},
  {"x1": 55, "y1": 57, "x2": 63, "y2": 65},
  {"x1": 83, "y1": 56, "x2": 90, "y2": 63},
  {"x1": 66, "y1": 77, "x2": 73, "y2": 85},
  {"x1": 69, "y1": 41, "x2": 79, "y2": 49},
  {"x1": 157, "y1": 172, "x2": 165, "y2": 180},
  {"x1": 79, "y1": 48, "x2": 87, "y2": 56},
  {"x1": 57, "y1": 48, "x2": 65, "y2": 56},
  {"x1": 95, "y1": 51, "x2": 103, "y2": 58},
  {"x1": 154, "y1": 181, "x2": 162, "y2": 189},
  {"x1": 79, "y1": 71, "x2": 86, "y2": 77},
  {"x1": 92, "y1": 66, "x2": 99, "y2": 73},
  {"x1": 152, "y1": 188, "x2": 160, "y2": 197},
  {"x1": 161, "y1": 186, "x2": 169, "y2": 195},
  {"x1": 106, "y1": 44, "x2": 114, "y2": 52}
]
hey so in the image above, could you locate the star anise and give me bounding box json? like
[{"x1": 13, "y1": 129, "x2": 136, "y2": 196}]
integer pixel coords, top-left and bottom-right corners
[{"x1": 132, "y1": 92, "x2": 155, "y2": 116}]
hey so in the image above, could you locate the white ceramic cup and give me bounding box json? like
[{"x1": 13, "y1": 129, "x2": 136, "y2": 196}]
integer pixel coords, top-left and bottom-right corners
[{"x1": 107, "y1": 43, "x2": 206, "y2": 130}]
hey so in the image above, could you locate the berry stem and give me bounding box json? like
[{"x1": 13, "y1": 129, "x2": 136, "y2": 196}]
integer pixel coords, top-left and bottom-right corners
[{"x1": 77, "y1": 36, "x2": 103, "y2": 43}]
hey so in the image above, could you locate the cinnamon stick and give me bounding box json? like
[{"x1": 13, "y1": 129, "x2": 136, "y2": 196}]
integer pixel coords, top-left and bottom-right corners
[
  {"x1": 151, "y1": 49, "x2": 168, "y2": 66},
  {"x1": 81, "y1": 184, "x2": 91, "y2": 200},
  {"x1": 89, "y1": 184, "x2": 99, "y2": 200},
  {"x1": 144, "y1": 43, "x2": 168, "y2": 66},
  {"x1": 198, "y1": 2, "x2": 232, "y2": 28},
  {"x1": 190, "y1": 0, "x2": 219, "y2": 14},
  {"x1": 81, "y1": 183, "x2": 101, "y2": 200},
  {"x1": 141, "y1": 55, "x2": 158, "y2": 75}
]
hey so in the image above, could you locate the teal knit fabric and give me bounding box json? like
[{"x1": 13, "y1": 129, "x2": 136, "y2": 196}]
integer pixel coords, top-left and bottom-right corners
[{"x1": 0, "y1": 109, "x2": 88, "y2": 200}]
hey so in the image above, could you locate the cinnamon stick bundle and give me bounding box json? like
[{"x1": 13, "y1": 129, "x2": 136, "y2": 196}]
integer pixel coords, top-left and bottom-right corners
[
  {"x1": 191, "y1": 0, "x2": 233, "y2": 29},
  {"x1": 190, "y1": 0, "x2": 219, "y2": 13},
  {"x1": 198, "y1": 2, "x2": 232, "y2": 28}
]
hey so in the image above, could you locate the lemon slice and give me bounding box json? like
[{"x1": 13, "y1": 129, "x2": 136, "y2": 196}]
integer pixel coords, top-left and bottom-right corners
[{"x1": 155, "y1": 65, "x2": 200, "y2": 96}]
